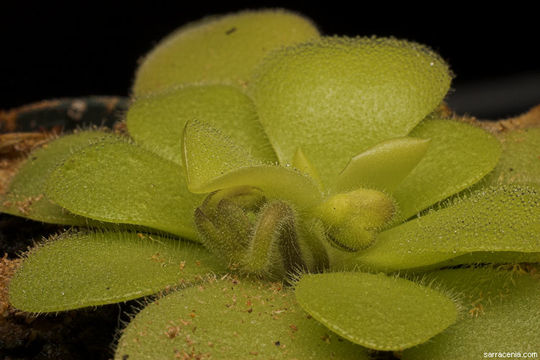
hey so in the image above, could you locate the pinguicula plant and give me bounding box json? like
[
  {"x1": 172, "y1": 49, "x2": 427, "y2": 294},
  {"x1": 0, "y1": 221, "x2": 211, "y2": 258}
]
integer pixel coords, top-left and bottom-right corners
[{"x1": 3, "y1": 9, "x2": 540, "y2": 359}]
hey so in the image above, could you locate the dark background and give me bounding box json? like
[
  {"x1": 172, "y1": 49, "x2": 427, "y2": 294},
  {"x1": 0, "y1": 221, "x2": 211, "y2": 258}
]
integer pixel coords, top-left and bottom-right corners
[{"x1": 1, "y1": 2, "x2": 539, "y2": 119}]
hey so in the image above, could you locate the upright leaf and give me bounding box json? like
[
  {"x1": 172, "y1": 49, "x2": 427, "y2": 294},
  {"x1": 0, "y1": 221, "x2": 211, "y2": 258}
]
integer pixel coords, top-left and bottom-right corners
[
  {"x1": 182, "y1": 120, "x2": 322, "y2": 208},
  {"x1": 393, "y1": 118, "x2": 502, "y2": 220},
  {"x1": 250, "y1": 36, "x2": 451, "y2": 186},
  {"x1": 334, "y1": 137, "x2": 430, "y2": 193},
  {"x1": 127, "y1": 85, "x2": 276, "y2": 164}
]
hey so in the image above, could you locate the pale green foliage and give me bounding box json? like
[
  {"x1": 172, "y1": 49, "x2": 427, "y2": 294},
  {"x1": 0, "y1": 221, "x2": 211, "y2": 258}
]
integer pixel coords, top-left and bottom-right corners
[
  {"x1": 483, "y1": 127, "x2": 540, "y2": 185},
  {"x1": 250, "y1": 36, "x2": 451, "y2": 186},
  {"x1": 349, "y1": 184, "x2": 540, "y2": 271},
  {"x1": 403, "y1": 267, "x2": 540, "y2": 359},
  {"x1": 3, "y1": 8, "x2": 540, "y2": 360},
  {"x1": 133, "y1": 9, "x2": 320, "y2": 95},
  {"x1": 334, "y1": 137, "x2": 430, "y2": 193},
  {"x1": 393, "y1": 118, "x2": 502, "y2": 220},
  {"x1": 9, "y1": 231, "x2": 224, "y2": 312},
  {"x1": 115, "y1": 276, "x2": 369, "y2": 360},
  {"x1": 1, "y1": 131, "x2": 114, "y2": 225},
  {"x1": 46, "y1": 137, "x2": 203, "y2": 239},
  {"x1": 295, "y1": 272, "x2": 458, "y2": 350},
  {"x1": 182, "y1": 119, "x2": 258, "y2": 190},
  {"x1": 182, "y1": 120, "x2": 322, "y2": 208},
  {"x1": 127, "y1": 84, "x2": 276, "y2": 164}
]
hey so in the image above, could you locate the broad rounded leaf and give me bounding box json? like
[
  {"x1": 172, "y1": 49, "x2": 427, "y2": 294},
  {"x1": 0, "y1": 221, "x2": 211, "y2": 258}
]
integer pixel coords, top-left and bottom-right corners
[
  {"x1": 334, "y1": 137, "x2": 430, "y2": 193},
  {"x1": 403, "y1": 267, "x2": 540, "y2": 359},
  {"x1": 250, "y1": 36, "x2": 451, "y2": 186},
  {"x1": 127, "y1": 85, "x2": 276, "y2": 164},
  {"x1": 348, "y1": 184, "x2": 540, "y2": 271},
  {"x1": 393, "y1": 118, "x2": 502, "y2": 220},
  {"x1": 295, "y1": 272, "x2": 457, "y2": 351},
  {"x1": 9, "y1": 231, "x2": 225, "y2": 312},
  {"x1": 1, "y1": 130, "x2": 114, "y2": 225},
  {"x1": 483, "y1": 127, "x2": 540, "y2": 185},
  {"x1": 46, "y1": 138, "x2": 202, "y2": 239},
  {"x1": 115, "y1": 277, "x2": 369, "y2": 360},
  {"x1": 133, "y1": 9, "x2": 319, "y2": 95}
]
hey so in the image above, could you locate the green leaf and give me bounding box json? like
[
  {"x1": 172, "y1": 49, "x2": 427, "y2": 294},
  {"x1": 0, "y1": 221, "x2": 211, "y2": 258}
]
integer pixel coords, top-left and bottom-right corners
[
  {"x1": 393, "y1": 118, "x2": 502, "y2": 220},
  {"x1": 9, "y1": 231, "x2": 225, "y2": 312},
  {"x1": 191, "y1": 165, "x2": 323, "y2": 209},
  {"x1": 346, "y1": 184, "x2": 540, "y2": 271},
  {"x1": 115, "y1": 277, "x2": 369, "y2": 360},
  {"x1": 1, "y1": 130, "x2": 115, "y2": 225},
  {"x1": 133, "y1": 9, "x2": 319, "y2": 95},
  {"x1": 250, "y1": 36, "x2": 451, "y2": 187},
  {"x1": 334, "y1": 137, "x2": 430, "y2": 193},
  {"x1": 182, "y1": 119, "x2": 258, "y2": 190},
  {"x1": 46, "y1": 138, "x2": 203, "y2": 239},
  {"x1": 292, "y1": 148, "x2": 324, "y2": 191},
  {"x1": 402, "y1": 267, "x2": 540, "y2": 359},
  {"x1": 183, "y1": 120, "x2": 322, "y2": 208},
  {"x1": 295, "y1": 272, "x2": 457, "y2": 351},
  {"x1": 482, "y1": 127, "x2": 540, "y2": 186},
  {"x1": 127, "y1": 85, "x2": 277, "y2": 164}
]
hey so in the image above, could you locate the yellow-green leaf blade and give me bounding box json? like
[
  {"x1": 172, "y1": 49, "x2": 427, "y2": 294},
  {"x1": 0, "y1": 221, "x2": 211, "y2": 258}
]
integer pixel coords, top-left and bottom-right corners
[
  {"x1": 349, "y1": 184, "x2": 540, "y2": 271},
  {"x1": 1, "y1": 130, "x2": 114, "y2": 225},
  {"x1": 127, "y1": 85, "x2": 276, "y2": 164},
  {"x1": 133, "y1": 9, "x2": 319, "y2": 95},
  {"x1": 250, "y1": 36, "x2": 451, "y2": 187},
  {"x1": 335, "y1": 137, "x2": 430, "y2": 193},
  {"x1": 46, "y1": 139, "x2": 202, "y2": 239},
  {"x1": 182, "y1": 119, "x2": 258, "y2": 191},
  {"x1": 115, "y1": 277, "x2": 369, "y2": 360},
  {"x1": 192, "y1": 165, "x2": 323, "y2": 209},
  {"x1": 9, "y1": 231, "x2": 225, "y2": 312},
  {"x1": 483, "y1": 127, "x2": 540, "y2": 186},
  {"x1": 295, "y1": 272, "x2": 457, "y2": 351},
  {"x1": 182, "y1": 120, "x2": 322, "y2": 208},
  {"x1": 403, "y1": 267, "x2": 540, "y2": 359},
  {"x1": 393, "y1": 119, "x2": 502, "y2": 220}
]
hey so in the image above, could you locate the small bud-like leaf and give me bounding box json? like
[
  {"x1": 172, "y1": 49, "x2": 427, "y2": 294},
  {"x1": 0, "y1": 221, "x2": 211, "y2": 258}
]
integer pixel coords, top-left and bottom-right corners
[{"x1": 314, "y1": 188, "x2": 395, "y2": 251}]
